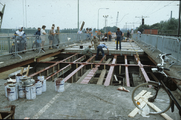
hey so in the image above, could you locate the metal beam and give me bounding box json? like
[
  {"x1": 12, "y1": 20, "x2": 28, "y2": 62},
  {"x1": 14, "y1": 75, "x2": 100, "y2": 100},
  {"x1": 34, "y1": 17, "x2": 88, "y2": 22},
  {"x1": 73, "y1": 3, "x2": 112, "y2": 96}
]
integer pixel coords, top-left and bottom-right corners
[
  {"x1": 29, "y1": 53, "x2": 78, "y2": 77},
  {"x1": 134, "y1": 55, "x2": 150, "y2": 82},
  {"x1": 38, "y1": 61, "x2": 154, "y2": 67},
  {"x1": 36, "y1": 50, "x2": 63, "y2": 62},
  {"x1": 124, "y1": 55, "x2": 130, "y2": 87},
  {"x1": 45, "y1": 55, "x2": 86, "y2": 81},
  {"x1": 104, "y1": 55, "x2": 117, "y2": 86},
  {"x1": 0, "y1": 58, "x2": 34, "y2": 73},
  {"x1": 81, "y1": 55, "x2": 106, "y2": 84},
  {"x1": 64, "y1": 55, "x2": 96, "y2": 82}
]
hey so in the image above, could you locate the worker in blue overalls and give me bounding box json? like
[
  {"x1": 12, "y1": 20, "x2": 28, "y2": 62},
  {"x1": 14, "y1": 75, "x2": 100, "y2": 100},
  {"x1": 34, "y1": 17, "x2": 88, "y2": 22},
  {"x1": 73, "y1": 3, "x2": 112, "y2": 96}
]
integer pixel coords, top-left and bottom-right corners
[{"x1": 96, "y1": 43, "x2": 109, "y2": 60}]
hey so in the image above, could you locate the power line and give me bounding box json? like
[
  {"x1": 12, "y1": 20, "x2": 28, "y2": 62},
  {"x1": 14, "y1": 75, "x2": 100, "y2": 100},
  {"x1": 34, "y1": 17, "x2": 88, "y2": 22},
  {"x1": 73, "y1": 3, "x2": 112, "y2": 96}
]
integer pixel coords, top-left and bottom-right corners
[{"x1": 148, "y1": 1, "x2": 175, "y2": 16}]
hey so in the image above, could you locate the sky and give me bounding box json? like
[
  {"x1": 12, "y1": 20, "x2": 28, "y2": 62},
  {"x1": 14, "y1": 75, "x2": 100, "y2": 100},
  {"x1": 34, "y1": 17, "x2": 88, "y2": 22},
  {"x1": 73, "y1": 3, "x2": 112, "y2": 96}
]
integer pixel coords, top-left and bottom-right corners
[{"x1": 0, "y1": 0, "x2": 180, "y2": 30}]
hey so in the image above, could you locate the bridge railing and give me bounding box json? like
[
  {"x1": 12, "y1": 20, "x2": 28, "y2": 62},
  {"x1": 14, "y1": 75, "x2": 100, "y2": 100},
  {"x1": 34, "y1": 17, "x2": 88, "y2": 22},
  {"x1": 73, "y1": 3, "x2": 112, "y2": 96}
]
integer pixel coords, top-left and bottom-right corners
[
  {"x1": 0, "y1": 33, "x2": 91, "y2": 58},
  {"x1": 133, "y1": 33, "x2": 181, "y2": 68}
]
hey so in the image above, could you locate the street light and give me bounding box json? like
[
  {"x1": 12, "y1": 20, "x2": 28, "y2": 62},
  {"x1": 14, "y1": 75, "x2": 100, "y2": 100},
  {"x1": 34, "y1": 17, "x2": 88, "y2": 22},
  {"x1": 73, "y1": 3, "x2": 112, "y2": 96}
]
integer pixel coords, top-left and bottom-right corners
[
  {"x1": 103, "y1": 15, "x2": 109, "y2": 33},
  {"x1": 97, "y1": 8, "x2": 109, "y2": 30}
]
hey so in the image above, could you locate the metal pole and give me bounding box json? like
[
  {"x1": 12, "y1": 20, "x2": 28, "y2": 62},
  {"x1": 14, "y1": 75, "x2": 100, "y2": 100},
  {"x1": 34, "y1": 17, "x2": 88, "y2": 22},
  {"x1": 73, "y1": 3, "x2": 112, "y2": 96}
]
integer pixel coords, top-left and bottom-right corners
[
  {"x1": 77, "y1": 0, "x2": 79, "y2": 30},
  {"x1": 97, "y1": 9, "x2": 100, "y2": 30},
  {"x1": 178, "y1": 0, "x2": 181, "y2": 37},
  {"x1": 97, "y1": 8, "x2": 109, "y2": 30}
]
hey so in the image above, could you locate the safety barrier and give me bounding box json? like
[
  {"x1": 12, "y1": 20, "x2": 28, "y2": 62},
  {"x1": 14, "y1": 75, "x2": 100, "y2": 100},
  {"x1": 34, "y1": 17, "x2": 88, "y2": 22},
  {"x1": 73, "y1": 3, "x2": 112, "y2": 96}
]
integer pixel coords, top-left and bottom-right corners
[
  {"x1": 0, "y1": 33, "x2": 92, "y2": 58},
  {"x1": 133, "y1": 33, "x2": 181, "y2": 68}
]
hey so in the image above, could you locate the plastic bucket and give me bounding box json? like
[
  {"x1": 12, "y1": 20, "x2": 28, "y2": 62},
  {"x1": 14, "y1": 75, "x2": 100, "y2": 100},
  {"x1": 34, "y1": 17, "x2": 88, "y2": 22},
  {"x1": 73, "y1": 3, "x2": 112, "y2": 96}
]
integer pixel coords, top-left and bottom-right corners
[
  {"x1": 42, "y1": 80, "x2": 46, "y2": 92},
  {"x1": 35, "y1": 80, "x2": 42, "y2": 95},
  {"x1": 19, "y1": 85, "x2": 26, "y2": 98},
  {"x1": 26, "y1": 84, "x2": 36, "y2": 100},
  {"x1": 7, "y1": 84, "x2": 17, "y2": 101},
  {"x1": 4, "y1": 83, "x2": 8, "y2": 97},
  {"x1": 16, "y1": 76, "x2": 23, "y2": 83},
  {"x1": 37, "y1": 76, "x2": 46, "y2": 92},
  {"x1": 55, "y1": 79, "x2": 64, "y2": 92},
  {"x1": 15, "y1": 83, "x2": 19, "y2": 99},
  {"x1": 37, "y1": 76, "x2": 45, "y2": 81}
]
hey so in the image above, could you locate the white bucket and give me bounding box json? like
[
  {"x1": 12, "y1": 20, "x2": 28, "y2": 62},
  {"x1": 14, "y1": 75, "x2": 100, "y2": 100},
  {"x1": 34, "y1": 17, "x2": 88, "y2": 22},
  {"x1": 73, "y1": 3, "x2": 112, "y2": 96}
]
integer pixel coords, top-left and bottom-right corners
[
  {"x1": 4, "y1": 83, "x2": 8, "y2": 97},
  {"x1": 16, "y1": 75, "x2": 23, "y2": 83},
  {"x1": 18, "y1": 85, "x2": 26, "y2": 98},
  {"x1": 55, "y1": 79, "x2": 64, "y2": 92},
  {"x1": 42, "y1": 80, "x2": 46, "y2": 92},
  {"x1": 37, "y1": 76, "x2": 46, "y2": 92},
  {"x1": 37, "y1": 76, "x2": 45, "y2": 81},
  {"x1": 26, "y1": 84, "x2": 36, "y2": 100},
  {"x1": 15, "y1": 83, "x2": 19, "y2": 99},
  {"x1": 7, "y1": 85, "x2": 17, "y2": 101},
  {"x1": 36, "y1": 81, "x2": 42, "y2": 95}
]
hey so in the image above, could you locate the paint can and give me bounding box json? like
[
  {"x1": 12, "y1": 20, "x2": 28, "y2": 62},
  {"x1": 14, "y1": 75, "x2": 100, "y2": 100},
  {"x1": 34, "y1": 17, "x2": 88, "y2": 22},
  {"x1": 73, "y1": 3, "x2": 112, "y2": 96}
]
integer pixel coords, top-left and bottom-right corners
[
  {"x1": 37, "y1": 76, "x2": 45, "y2": 81},
  {"x1": 26, "y1": 84, "x2": 36, "y2": 100},
  {"x1": 42, "y1": 80, "x2": 46, "y2": 92},
  {"x1": 37, "y1": 76, "x2": 46, "y2": 92},
  {"x1": 16, "y1": 74, "x2": 23, "y2": 83},
  {"x1": 15, "y1": 83, "x2": 19, "y2": 99},
  {"x1": 55, "y1": 78, "x2": 64, "y2": 92},
  {"x1": 5, "y1": 82, "x2": 18, "y2": 99},
  {"x1": 7, "y1": 84, "x2": 17, "y2": 101},
  {"x1": 19, "y1": 84, "x2": 26, "y2": 98},
  {"x1": 35, "y1": 80, "x2": 42, "y2": 95},
  {"x1": 4, "y1": 83, "x2": 8, "y2": 97}
]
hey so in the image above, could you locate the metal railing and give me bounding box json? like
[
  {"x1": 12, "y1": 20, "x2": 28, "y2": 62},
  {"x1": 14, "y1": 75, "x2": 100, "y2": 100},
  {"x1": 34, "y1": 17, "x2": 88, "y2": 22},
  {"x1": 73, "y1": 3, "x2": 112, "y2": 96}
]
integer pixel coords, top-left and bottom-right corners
[
  {"x1": 0, "y1": 33, "x2": 92, "y2": 58},
  {"x1": 133, "y1": 34, "x2": 181, "y2": 68}
]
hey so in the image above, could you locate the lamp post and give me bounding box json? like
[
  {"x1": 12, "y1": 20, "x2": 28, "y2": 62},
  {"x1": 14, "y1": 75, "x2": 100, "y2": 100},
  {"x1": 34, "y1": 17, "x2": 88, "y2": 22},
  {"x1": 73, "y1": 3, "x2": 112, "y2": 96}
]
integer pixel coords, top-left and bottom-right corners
[
  {"x1": 103, "y1": 15, "x2": 109, "y2": 33},
  {"x1": 97, "y1": 8, "x2": 109, "y2": 30},
  {"x1": 77, "y1": 0, "x2": 79, "y2": 31}
]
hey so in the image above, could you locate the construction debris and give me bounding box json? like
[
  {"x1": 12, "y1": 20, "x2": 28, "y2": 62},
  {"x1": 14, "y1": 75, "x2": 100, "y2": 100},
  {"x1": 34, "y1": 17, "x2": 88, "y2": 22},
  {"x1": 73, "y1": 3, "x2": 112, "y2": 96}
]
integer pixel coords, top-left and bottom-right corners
[{"x1": 117, "y1": 86, "x2": 130, "y2": 92}]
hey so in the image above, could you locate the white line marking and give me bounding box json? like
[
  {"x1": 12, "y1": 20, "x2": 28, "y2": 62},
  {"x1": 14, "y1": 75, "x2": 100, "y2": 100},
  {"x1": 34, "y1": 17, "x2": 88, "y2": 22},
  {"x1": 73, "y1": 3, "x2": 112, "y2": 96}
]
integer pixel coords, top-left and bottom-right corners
[{"x1": 32, "y1": 84, "x2": 71, "y2": 119}]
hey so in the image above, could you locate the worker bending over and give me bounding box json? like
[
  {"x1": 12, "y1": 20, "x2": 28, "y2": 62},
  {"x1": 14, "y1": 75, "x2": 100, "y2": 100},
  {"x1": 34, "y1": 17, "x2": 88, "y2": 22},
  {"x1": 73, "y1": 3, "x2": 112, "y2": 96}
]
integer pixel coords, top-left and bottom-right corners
[
  {"x1": 83, "y1": 45, "x2": 93, "y2": 58},
  {"x1": 91, "y1": 36, "x2": 99, "y2": 51},
  {"x1": 96, "y1": 43, "x2": 109, "y2": 60}
]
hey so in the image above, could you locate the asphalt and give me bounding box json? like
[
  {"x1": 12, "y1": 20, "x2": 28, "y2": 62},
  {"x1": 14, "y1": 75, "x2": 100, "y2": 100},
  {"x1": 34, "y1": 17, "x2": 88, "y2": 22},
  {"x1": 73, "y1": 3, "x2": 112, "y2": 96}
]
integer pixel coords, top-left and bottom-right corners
[{"x1": 0, "y1": 80, "x2": 180, "y2": 119}]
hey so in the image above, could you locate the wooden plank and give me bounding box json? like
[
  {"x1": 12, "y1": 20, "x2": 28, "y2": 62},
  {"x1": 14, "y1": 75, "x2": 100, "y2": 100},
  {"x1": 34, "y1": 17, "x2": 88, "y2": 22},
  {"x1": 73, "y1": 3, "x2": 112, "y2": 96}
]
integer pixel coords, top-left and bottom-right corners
[
  {"x1": 76, "y1": 70, "x2": 91, "y2": 84},
  {"x1": 134, "y1": 90, "x2": 147, "y2": 101},
  {"x1": 119, "y1": 65, "x2": 121, "y2": 74},
  {"x1": 97, "y1": 69, "x2": 107, "y2": 85},
  {"x1": 105, "y1": 58, "x2": 112, "y2": 64},
  {"x1": 142, "y1": 98, "x2": 173, "y2": 120},
  {"x1": 128, "y1": 92, "x2": 152, "y2": 118},
  {"x1": 0, "y1": 113, "x2": 2, "y2": 119},
  {"x1": 104, "y1": 55, "x2": 117, "y2": 86}
]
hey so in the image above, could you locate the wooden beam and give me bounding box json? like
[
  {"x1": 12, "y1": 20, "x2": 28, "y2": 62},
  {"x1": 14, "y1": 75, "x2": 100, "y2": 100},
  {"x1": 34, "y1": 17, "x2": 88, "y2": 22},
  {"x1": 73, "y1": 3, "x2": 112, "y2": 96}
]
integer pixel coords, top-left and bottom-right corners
[
  {"x1": 97, "y1": 69, "x2": 107, "y2": 85},
  {"x1": 125, "y1": 55, "x2": 130, "y2": 87},
  {"x1": 104, "y1": 55, "x2": 117, "y2": 86}
]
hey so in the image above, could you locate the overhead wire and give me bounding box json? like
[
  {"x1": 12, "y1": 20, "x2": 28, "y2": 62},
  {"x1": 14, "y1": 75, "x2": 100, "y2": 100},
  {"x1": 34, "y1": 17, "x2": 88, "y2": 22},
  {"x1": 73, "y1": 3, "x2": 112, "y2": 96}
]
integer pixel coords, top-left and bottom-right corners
[{"x1": 147, "y1": 1, "x2": 175, "y2": 16}]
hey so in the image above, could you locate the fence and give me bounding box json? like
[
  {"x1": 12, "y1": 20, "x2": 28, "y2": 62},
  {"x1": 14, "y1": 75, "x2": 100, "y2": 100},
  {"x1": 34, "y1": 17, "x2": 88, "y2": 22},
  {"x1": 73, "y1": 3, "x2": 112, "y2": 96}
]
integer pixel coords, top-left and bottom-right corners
[
  {"x1": 133, "y1": 33, "x2": 181, "y2": 68},
  {"x1": 0, "y1": 33, "x2": 91, "y2": 58}
]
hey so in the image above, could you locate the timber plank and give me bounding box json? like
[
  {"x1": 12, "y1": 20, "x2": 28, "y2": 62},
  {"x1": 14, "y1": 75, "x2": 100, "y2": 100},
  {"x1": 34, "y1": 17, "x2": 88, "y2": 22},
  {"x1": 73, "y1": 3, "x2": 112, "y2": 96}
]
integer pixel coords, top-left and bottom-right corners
[{"x1": 97, "y1": 69, "x2": 107, "y2": 85}]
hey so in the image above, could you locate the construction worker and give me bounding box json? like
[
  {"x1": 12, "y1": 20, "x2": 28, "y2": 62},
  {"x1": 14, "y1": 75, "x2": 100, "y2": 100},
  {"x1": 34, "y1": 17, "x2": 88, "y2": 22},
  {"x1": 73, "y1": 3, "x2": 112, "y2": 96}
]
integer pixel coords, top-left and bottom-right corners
[
  {"x1": 97, "y1": 30, "x2": 101, "y2": 40},
  {"x1": 91, "y1": 36, "x2": 99, "y2": 51},
  {"x1": 32, "y1": 27, "x2": 41, "y2": 51},
  {"x1": 12, "y1": 26, "x2": 26, "y2": 52},
  {"x1": 96, "y1": 43, "x2": 109, "y2": 60},
  {"x1": 108, "y1": 31, "x2": 112, "y2": 41},
  {"x1": 83, "y1": 45, "x2": 93, "y2": 58}
]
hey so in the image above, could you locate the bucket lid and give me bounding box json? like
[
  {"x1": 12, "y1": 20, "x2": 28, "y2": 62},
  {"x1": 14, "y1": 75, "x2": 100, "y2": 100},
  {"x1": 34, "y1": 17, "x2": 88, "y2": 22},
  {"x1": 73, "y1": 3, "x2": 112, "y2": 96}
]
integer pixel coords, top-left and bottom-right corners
[
  {"x1": 16, "y1": 73, "x2": 22, "y2": 76},
  {"x1": 22, "y1": 79, "x2": 35, "y2": 87},
  {"x1": 20, "y1": 77, "x2": 31, "y2": 81},
  {"x1": 8, "y1": 84, "x2": 16, "y2": 87},
  {"x1": 7, "y1": 78, "x2": 16, "y2": 83}
]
